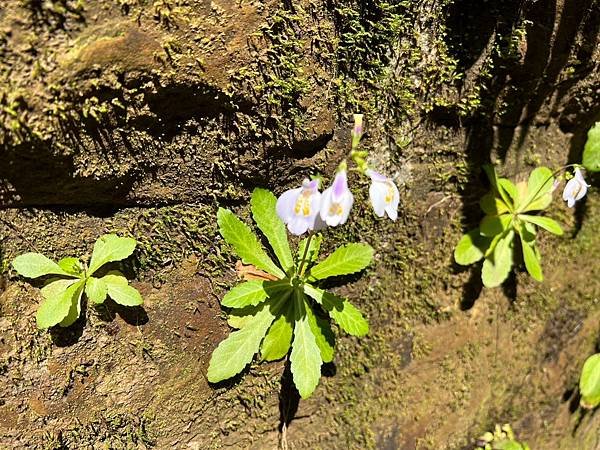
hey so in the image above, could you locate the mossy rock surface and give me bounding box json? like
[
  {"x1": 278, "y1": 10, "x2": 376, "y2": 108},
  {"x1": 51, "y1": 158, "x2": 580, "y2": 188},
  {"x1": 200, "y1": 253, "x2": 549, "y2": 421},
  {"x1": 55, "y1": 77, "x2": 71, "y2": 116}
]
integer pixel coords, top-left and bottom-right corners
[{"x1": 0, "y1": 0, "x2": 600, "y2": 448}]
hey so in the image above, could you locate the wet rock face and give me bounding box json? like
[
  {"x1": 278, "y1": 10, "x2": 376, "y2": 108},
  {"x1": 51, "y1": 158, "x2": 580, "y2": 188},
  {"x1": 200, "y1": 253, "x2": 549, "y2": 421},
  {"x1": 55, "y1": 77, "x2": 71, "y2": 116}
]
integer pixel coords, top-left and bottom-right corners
[
  {"x1": 0, "y1": 1, "x2": 599, "y2": 449},
  {"x1": 0, "y1": 0, "x2": 335, "y2": 208}
]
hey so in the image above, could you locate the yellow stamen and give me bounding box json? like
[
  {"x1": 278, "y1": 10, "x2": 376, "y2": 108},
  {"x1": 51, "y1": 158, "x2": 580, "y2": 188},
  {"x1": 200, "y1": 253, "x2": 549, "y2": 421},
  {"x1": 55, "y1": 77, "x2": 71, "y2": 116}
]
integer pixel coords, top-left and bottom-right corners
[
  {"x1": 385, "y1": 184, "x2": 395, "y2": 204},
  {"x1": 294, "y1": 192, "x2": 312, "y2": 217},
  {"x1": 329, "y1": 203, "x2": 343, "y2": 216}
]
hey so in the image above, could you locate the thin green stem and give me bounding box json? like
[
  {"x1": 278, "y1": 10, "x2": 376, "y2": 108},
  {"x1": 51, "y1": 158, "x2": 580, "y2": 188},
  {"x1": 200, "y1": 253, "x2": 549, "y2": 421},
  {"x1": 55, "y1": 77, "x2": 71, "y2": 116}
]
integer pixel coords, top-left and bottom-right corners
[
  {"x1": 297, "y1": 232, "x2": 313, "y2": 278},
  {"x1": 517, "y1": 164, "x2": 579, "y2": 213}
]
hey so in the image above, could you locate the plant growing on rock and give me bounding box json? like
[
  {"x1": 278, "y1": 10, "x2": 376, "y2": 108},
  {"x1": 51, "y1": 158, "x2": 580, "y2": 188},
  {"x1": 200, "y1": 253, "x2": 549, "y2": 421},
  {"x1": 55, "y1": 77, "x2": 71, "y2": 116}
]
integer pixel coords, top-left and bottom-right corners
[
  {"x1": 12, "y1": 234, "x2": 143, "y2": 329},
  {"x1": 208, "y1": 115, "x2": 395, "y2": 398},
  {"x1": 475, "y1": 424, "x2": 530, "y2": 450},
  {"x1": 583, "y1": 121, "x2": 600, "y2": 172},
  {"x1": 579, "y1": 353, "x2": 600, "y2": 409},
  {"x1": 454, "y1": 163, "x2": 591, "y2": 287},
  {"x1": 207, "y1": 188, "x2": 372, "y2": 398}
]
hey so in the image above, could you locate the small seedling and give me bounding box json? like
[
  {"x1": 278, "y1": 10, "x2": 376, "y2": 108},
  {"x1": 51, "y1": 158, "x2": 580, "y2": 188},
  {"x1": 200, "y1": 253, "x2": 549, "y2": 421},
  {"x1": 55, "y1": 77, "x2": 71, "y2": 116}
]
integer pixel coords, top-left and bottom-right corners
[
  {"x1": 475, "y1": 424, "x2": 530, "y2": 450},
  {"x1": 454, "y1": 165, "x2": 563, "y2": 287},
  {"x1": 207, "y1": 188, "x2": 372, "y2": 398},
  {"x1": 579, "y1": 353, "x2": 600, "y2": 409},
  {"x1": 12, "y1": 234, "x2": 143, "y2": 329}
]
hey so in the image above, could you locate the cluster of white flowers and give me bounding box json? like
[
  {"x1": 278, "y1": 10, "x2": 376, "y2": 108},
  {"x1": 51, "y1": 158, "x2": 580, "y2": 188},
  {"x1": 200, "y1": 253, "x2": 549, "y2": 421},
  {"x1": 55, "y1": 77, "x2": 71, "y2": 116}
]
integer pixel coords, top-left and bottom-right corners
[
  {"x1": 275, "y1": 114, "x2": 400, "y2": 236},
  {"x1": 275, "y1": 169, "x2": 399, "y2": 236}
]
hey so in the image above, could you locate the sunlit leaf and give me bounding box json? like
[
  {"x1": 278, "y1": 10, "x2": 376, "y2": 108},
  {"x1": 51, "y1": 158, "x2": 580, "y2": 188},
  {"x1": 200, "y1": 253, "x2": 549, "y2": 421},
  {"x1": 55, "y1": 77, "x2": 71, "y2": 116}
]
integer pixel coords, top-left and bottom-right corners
[
  {"x1": 480, "y1": 214, "x2": 512, "y2": 237},
  {"x1": 519, "y1": 214, "x2": 563, "y2": 235},
  {"x1": 36, "y1": 280, "x2": 84, "y2": 329},
  {"x1": 583, "y1": 122, "x2": 600, "y2": 172},
  {"x1": 481, "y1": 230, "x2": 514, "y2": 288},
  {"x1": 309, "y1": 243, "x2": 373, "y2": 280},
  {"x1": 251, "y1": 188, "x2": 294, "y2": 272},
  {"x1": 454, "y1": 228, "x2": 492, "y2": 266},
  {"x1": 85, "y1": 277, "x2": 108, "y2": 304},
  {"x1": 217, "y1": 208, "x2": 285, "y2": 279},
  {"x1": 290, "y1": 291, "x2": 322, "y2": 399},
  {"x1": 304, "y1": 285, "x2": 369, "y2": 337},
  {"x1": 207, "y1": 303, "x2": 275, "y2": 383},
  {"x1": 260, "y1": 302, "x2": 294, "y2": 361},
  {"x1": 13, "y1": 253, "x2": 72, "y2": 279},
  {"x1": 580, "y1": 353, "x2": 600, "y2": 409},
  {"x1": 88, "y1": 234, "x2": 137, "y2": 275}
]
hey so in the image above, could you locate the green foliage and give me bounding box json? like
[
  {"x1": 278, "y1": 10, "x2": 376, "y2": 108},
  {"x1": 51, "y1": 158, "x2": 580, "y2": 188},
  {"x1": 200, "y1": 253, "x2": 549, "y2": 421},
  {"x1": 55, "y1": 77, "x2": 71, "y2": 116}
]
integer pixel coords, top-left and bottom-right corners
[
  {"x1": 579, "y1": 353, "x2": 600, "y2": 409},
  {"x1": 454, "y1": 165, "x2": 563, "y2": 287},
  {"x1": 12, "y1": 234, "x2": 142, "y2": 329},
  {"x1": 475, "y1": 424, "x2": 530, "y2": 450},
  {"x1": 207, "y1": 189, "x2": 372, "y2": 398},
  {"x1": 583, "y1": 122, "x2": 600, "y2": 172}
]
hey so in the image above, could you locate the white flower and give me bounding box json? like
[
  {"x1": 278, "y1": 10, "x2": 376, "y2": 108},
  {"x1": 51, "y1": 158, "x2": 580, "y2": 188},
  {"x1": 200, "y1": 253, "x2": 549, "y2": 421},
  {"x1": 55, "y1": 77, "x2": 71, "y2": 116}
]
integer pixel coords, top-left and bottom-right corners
[
  {"x1": 367, "y1": 169, "x2": 399, "y2": 220},
  {"x1": 562, "y1": 168, "x2": 590, "y2": 208},
  {"x1": 320, "y1": 170, "x2": 354, "y2": 226},
  {"x1": 276, "y1": 179, "x2": 322, "y2": 235}
]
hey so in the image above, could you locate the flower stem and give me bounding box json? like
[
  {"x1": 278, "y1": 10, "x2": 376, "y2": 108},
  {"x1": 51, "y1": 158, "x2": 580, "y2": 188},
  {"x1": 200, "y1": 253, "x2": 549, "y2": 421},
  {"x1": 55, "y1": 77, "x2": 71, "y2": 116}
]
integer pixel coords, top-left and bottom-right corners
[
  {"x1": 518, "y1": 163, "x2": 579, "y2": 212},
  {"x1": 297, "y1": 232, "x2": 313, "y2": 278}
]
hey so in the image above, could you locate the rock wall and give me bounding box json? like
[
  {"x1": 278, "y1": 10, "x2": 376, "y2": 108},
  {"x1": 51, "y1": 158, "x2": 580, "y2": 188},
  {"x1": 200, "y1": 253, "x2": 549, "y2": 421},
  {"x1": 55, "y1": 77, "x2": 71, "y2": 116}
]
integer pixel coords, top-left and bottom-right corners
[{"x1": 0, "y1": 0, "x2": 599, "y2": 449}]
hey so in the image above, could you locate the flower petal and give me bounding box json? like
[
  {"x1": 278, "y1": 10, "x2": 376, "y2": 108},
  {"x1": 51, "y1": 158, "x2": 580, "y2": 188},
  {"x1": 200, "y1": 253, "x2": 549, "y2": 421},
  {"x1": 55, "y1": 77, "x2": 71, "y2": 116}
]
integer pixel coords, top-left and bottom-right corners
[
  {"x1": 339, "y1": 191, "x2": 354, "y2": 224},
  {"x1": 366, "y1": 169, "x2": 388, "y2": 183},
  {"x1": 276, "y1": 188, "x2": 302, "y2": 222},
  {"x1": 369, "y1": 182, "x2": 387, "y2": 217},
  {"x1": 288, "y1": 216, "x2": 310, "y2": 236}
]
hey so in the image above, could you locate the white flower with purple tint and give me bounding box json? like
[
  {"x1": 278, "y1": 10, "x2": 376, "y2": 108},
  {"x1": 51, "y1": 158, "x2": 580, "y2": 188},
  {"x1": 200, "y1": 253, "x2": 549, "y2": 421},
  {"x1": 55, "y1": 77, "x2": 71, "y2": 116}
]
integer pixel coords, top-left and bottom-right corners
[
  {"x1": 367, "y1": 169, "x2": 399, "y2": 221},
  {"x1": 562, "y1": 168, "x2": 590, "y2": 208},
  {"x1": 276, "y1": 179, "x2": 322, "y2": 235},
  {"x1": 320, "y1": 170, "x2": 354, "y2": 226}
]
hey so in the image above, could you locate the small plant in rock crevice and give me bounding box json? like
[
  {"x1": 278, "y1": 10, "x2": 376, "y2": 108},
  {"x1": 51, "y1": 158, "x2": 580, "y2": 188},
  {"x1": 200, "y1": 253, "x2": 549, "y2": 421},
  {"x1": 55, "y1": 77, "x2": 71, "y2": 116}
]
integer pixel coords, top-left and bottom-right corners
[
  {"x1": 12, "y1": 234, "x2": 143, "y2": 329},
  {"x1": 207, "y1": 188, "x2": 372, "y2": 398},
  {"x1": 579, "y1": 353, "x2": 600, "y2": 410},
  {"x1": 208, "y1": 114, "x2": 398, "y2": 398},
  {"x1": 454, "y1": 164, "x2": 591, "y2": 288}
]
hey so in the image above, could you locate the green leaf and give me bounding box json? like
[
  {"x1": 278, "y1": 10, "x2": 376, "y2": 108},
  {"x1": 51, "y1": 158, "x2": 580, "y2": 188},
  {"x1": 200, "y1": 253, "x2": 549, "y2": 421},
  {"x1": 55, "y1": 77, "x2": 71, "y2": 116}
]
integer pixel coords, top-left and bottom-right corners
[
  {"x1": 306, "y1": 305, "x2": 335, "y2": 363},
  {"x1": 290, "y1": 291, "x2": 322, "y2": 399},
  {"x1": 481, "y1": 230, "x2": 514, "y2": 288},
  {"x1": 250, "y1": 188, "x2": 294, "y2": 272},
  {"x1": 260, "y1": 302, "x2": 294, "y2": 361},
  {"x1": 483, "y1": 165, "x2": 513, "y2": 210},
  {"x1": 227, "y1": 304, "x2": 262, "y2": 329},
  {"x1": 583, "y1": 122, "x2": 600, "y2": 172},
  {"x1": 519, "y1": 214, "x2": 563, "y2": 235},
  {"x1": 309, "y1": 243, "x2": 373, "y2": 280},
  {"x1": 217, "y1": 208, "x2": 285, "y2": 279},
  {"x1": 57, "y1": 257, "x2": 84, "y2": 277},
  {"x1": 304, "y1": 285, "x2": 369, "y2": 337},
  {"x1": 101, "y1": 272, "x2": 142, "y2": 306},
  {"x1": 40, "y1": 278, "x2": 77, "y2": 299},
  {"x1": 88, "y1": 234, "x2": 137, "y2": 275},
  {"x1": 480, "y1": 192, "x2": 510, "y2": 215},
  {"x1": 580, "y1": 353, "x2": 600, "y2": 409},
  {"x1": 207, "y1": 303, "x2": 276, "y2": 383},
  {"x1": 480, "y1": 214, "x2": 512, "y2": 237},
  {"x1": 518, "y1": 229, "x2": 543, "y2": 281},
  {"x1": 520, "y1": 167, "x2": 554, "y2": 212},
  {"x1": 498, "y1": 178, "x2": 519, "y2": 207},
  {"x1": 297, "y1": 234, "x2": 322, "y2": 268},
  {"x1": 36, "y1": 280, "x2": 84, "y2": 329},
  {"x1": 59, "y1": 281, "x2": 85, "y2": 327},
  {"x1": 454, "y1": 228, "x2": 492, "y2": 266},
  {"x1": 12, "y1": 253, "x2": 72, "y2": 278},
  {"x1": 106, "y1": 282, "x2": 143, "y2": 306},
  {"x1": 222, "y1": 280, "x2": 269, "y2": 308},
  {"x1": 85, "y1": 277, "x2": 108, "y2": 304},
  {"x1": 495, "y1": 441, "x2": 526, "y2": 450}
]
